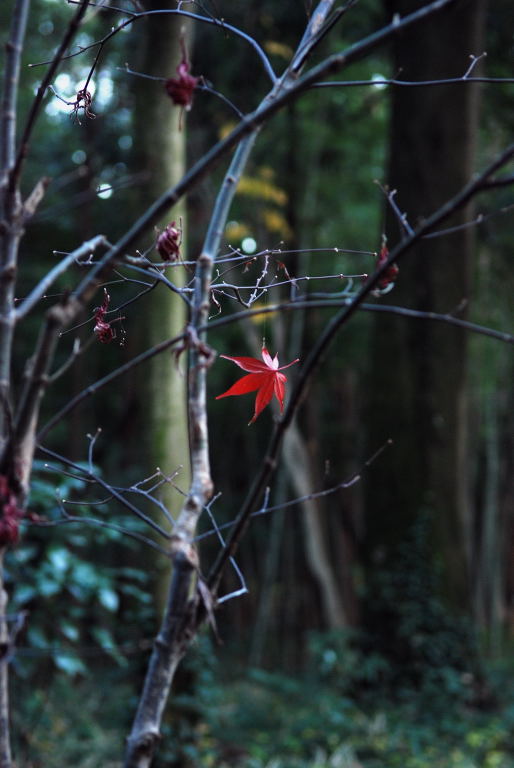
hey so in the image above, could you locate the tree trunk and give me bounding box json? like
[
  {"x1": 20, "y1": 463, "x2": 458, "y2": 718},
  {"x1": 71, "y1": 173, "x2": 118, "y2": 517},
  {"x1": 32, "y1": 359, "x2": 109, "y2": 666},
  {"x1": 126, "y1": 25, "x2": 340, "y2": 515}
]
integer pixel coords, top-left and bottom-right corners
[
  {"x1": 132, "y1": 6, "x2": 192, "y2": 610},
  {"x1": 365, "y1": 0, "x2": 485, "y2": 610}
]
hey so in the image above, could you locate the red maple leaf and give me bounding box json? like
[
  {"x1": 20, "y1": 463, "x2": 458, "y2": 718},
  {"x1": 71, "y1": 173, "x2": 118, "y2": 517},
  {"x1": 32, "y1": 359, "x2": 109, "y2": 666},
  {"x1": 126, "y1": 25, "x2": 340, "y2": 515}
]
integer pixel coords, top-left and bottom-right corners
[{"x1": 216, "y1": 347, "x2": 299, "y2": 424}]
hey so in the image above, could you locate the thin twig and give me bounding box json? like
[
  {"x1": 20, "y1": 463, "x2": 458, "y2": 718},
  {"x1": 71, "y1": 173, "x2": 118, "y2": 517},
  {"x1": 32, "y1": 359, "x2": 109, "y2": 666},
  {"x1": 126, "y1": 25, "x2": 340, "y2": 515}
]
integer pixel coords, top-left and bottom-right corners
[
  {"x1": 314, "y1": 75, "x2": 514, "y2": 88},
  {"x1": 36, "y1": 445, "x2": 172, "y2": 539},
  {"x1": 11, "y1": 0, "x2": 92, "y2": 188},
  {"x1": 15, "y1": 235, "x2": 107, "y2": 321},
  {"x1": 26, "y1": 513, "x2": 169, "y2": 555},
  {"x1": 203, "y1": 495, "x2": 247, "y2": 604},
  {"x1": 36, "y1": 5, "x2": 278, "y2": 85},
  {"x1": 196, "y1": 440, "x2": 392, "y2": 543}
]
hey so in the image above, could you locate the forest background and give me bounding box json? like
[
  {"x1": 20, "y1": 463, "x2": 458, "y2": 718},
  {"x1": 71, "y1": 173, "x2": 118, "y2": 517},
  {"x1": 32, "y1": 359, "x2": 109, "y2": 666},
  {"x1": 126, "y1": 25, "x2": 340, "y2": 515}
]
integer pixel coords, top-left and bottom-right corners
[{"x1": 1, "y1": 0, "x2": 513, "y2": 766}]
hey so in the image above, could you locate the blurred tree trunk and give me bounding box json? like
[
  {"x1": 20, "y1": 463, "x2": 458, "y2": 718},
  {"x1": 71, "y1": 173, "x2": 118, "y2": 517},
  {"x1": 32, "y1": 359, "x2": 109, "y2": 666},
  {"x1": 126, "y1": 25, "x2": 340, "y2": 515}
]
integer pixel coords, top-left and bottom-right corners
[
  {"x1": 283, "y1": 422, "x2": 347, "y2": 629},
  {"x1": 365, "y1": 0, "x2": 485, "y2": 611},
  {"x1": 132, "y1": 6, "x2": 192, "y2": 610},
  {"x1": 472, "y1": 249, "x2": 514, "y2": 651},
  {"x1": 280, "y1": 105, "x2": 347, "y2": 631}
]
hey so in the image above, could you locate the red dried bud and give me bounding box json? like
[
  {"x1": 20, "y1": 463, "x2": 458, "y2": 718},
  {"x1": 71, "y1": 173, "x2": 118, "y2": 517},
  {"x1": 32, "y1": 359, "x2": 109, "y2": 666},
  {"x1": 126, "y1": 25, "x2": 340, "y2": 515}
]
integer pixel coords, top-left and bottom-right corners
[
  {"x1": 164, "y1": 55, "x2": 198, "y2": 110},
  {"x1": 93, "y1": 289, "x2": 115, "y2": 344},
  {"x1": 156, "y1": 221, "x2": 182, "y2": 261},
  {"x1": 0, "y1": 475, "x2": 23, "y2": 547},
  {"x1": 376, "y1": 243, "x2": 399, "y2": 290},
  {"x1": 94, "y1": 319, "x2": 115, "y2": 344}
]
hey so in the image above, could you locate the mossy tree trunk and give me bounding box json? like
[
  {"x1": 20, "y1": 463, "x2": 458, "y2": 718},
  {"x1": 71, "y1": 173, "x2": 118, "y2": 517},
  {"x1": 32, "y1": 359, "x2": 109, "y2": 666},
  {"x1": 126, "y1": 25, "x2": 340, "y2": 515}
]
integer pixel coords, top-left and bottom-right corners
[{"x1": 131, "y1": 5, "x2": 193, "y2": 610}]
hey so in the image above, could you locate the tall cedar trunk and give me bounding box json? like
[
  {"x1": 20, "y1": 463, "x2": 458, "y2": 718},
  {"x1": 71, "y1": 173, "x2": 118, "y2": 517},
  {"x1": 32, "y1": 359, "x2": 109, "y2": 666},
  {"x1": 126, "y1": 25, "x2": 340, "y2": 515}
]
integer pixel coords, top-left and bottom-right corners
[
  {"x1": 132, "y1": 8, "x2": 192, "y2": 611},
  {"x1": 365, "y1": 0, "x2": 485, "y2": 611}
]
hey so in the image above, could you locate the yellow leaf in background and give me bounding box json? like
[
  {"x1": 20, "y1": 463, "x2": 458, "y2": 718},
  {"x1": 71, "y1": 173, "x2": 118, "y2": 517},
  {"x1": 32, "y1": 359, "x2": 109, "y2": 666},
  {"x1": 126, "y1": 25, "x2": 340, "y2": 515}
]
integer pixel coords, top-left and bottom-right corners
[
  {"x1": 247, "y1": 301, "x2": 277, "y2": 326},
  {"x1": 262, "y1": 208, "x2": 292, "y2": 239},
  {"x1": 225, "y1": 221, "x2": 250, "y2": 242},
  {"x1": 238, "y1": 175, "x2": 288, "y2": 206},
  {"x1": 218, "y1": 122, "x2": 237, "y2": 140},
  {"x1": 258, "y1": 166, "x2": 275, "y2": 180},
  {"x1": 264, "y1": 41, "x2": 294, "y2": 60}
]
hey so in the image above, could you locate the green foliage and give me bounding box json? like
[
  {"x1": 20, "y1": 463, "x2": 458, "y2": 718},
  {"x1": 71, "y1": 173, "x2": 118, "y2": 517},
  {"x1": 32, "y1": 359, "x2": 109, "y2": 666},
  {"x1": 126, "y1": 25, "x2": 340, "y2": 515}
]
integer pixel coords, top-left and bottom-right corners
[
  {"x1": 307, "y1": 628, "x2": 390, "y2": 694},
  {"x1": 167, "y1": 639, "x2": 514, "y2": 768},
  {"x1": 362, "y1": 513, "x2": 479, "y2": 696},
  {"x1": 6, "y1": 461, "x2": 154, "y2": 678},
  {"x1": 11, "y1": 671, "x2": 133, "y2": 767},
  {"x1": 9, "y1": 628, "x2": 514, "y2": 768},
  {"x1": 96, "y1": 626, "x2": 511, "y2": 768}
]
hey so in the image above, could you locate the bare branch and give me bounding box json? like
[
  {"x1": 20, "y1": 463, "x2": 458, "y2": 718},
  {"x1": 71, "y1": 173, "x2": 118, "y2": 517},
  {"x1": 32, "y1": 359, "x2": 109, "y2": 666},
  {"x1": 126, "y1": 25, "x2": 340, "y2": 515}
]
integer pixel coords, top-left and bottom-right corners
[
  {"x1": 291, "y1": 0, "x2": 351, "y2": 73},
  {"x1": 47, "y1": 336, "x2": 94, "y2": 384},
  {"x1": 121, "y1": 64, "x2": 245, "y2": 118},
  {"x1": 0, "y1": 0, "x2": 32, "y2": 482},
  {"x1": 463, "y1": 51, "x2": 487, "y2": 78},
  {"x1": 203, "y1": 494, "x2": 247, "y2": 604}
]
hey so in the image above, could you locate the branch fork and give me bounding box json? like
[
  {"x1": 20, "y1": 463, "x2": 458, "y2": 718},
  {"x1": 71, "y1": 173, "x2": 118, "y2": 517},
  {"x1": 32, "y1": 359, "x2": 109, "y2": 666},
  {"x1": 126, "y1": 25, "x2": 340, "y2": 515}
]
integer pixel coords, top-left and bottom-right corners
[{"x1": 173, "y1": 323, "x2": 216, "y2": 368}]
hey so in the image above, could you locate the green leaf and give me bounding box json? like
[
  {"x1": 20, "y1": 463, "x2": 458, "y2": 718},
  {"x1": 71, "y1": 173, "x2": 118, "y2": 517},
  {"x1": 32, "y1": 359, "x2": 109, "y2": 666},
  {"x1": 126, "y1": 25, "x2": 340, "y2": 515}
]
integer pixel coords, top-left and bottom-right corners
[
  {"x1": 90, "y1": 626, "x2": 127, "y2": 667},
  {"x1": 27, "y1": 625, "x2": 48, "y2": 648},
  {"x1": 53, "y1": 653, "x2": 87, "y2": 676},
  {"x1": 61, "y1": 622, "x2": 80, "y2": 642},
  {"x1": 48, "y1": 547, "x2": 70, "y2": 573},
  {"x1": 39, "y1": 578, "x2": 61, "y2": 597},
  {"x1": 98, "y1": 587, "x2": 119, "y2": 612},
  {"x1": 14, "y1": 584, "x2": 37, "y2": 605}
]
